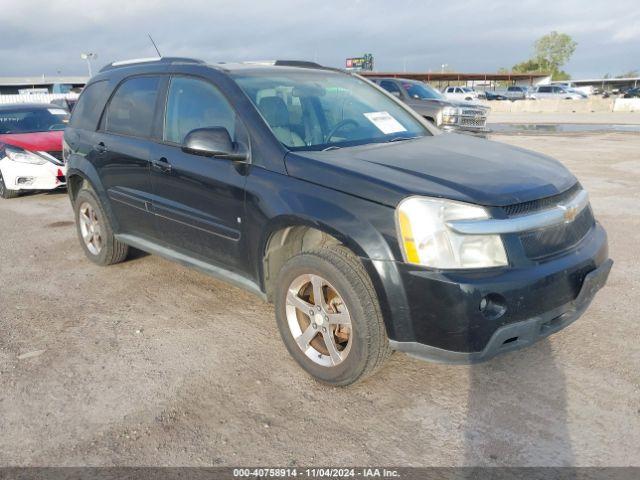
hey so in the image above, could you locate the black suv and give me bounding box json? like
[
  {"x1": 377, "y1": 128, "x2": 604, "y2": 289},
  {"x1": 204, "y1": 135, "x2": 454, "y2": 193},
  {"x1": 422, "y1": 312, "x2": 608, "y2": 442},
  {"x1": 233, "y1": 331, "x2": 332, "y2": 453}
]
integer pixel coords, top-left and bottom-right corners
[{"x1": 65, "y1": 57, "x2": 612, "y2": 386}]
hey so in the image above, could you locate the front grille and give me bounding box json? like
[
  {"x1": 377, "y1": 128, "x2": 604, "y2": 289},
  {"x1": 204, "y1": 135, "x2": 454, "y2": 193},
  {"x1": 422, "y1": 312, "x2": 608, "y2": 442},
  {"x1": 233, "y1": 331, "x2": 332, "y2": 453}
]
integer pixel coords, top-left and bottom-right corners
[
  {"x1": 459, "y1": 117, "x2": 486, "y2": 127},
  {"x1": 502, "y1": 183, "x2": 581, "y2": 217},
  {"x1": 461, "y1": 109, "x2": 486, "y2": 117},
  {"x1": 459, "y1": 109, "x2": 487, "y2": 128},
  {"x1": 519, "y1": 207, "x2": 595, "y2": 260}
]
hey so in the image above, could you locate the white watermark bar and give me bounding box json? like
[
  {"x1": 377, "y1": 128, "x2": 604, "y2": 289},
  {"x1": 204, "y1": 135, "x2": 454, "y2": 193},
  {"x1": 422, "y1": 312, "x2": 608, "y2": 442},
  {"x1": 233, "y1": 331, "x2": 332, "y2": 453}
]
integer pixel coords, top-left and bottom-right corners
[{"x1": 0, "y1": 468, "x2": 637, "y2": 480}]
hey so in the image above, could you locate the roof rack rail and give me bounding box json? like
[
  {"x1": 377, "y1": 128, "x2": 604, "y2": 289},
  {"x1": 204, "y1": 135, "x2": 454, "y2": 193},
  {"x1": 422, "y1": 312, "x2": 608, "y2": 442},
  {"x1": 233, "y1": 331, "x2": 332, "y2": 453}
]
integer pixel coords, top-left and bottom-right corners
[
  {"x1": 273, "y1": 60, "x2": 325, "y2": 68},
  {"x1": 99, "y1": 57, "x2": 206, "y2": 73},
  {"x1": 241, "y1": 59, "x2": 342, "y2": 73}
]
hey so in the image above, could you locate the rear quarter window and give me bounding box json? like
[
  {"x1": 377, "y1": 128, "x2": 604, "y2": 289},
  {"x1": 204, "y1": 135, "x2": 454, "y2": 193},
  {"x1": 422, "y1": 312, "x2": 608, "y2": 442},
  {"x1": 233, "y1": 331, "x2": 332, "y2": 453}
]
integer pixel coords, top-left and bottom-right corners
[{"x1": 69, "y1": 80, "x2": 110, "y2": 130}]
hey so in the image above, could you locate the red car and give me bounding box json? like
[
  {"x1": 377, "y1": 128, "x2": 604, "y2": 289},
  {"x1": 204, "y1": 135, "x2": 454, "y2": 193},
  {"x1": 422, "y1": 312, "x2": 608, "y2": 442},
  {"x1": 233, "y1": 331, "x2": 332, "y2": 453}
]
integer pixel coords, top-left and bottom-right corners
[{"x1": 0, "y1": 103, "x2": 69, "y2": 199}]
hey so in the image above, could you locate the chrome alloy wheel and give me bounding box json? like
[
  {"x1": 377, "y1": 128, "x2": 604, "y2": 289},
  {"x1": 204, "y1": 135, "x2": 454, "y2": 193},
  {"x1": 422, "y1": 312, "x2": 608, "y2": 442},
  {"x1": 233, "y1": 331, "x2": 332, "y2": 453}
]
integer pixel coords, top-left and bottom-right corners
[
  {"x1": 78, "y1": 202, "x2": 103, "y2": 255},
  {"x1": 285, "y1": 274, "x2": 353, "y2": 367}
]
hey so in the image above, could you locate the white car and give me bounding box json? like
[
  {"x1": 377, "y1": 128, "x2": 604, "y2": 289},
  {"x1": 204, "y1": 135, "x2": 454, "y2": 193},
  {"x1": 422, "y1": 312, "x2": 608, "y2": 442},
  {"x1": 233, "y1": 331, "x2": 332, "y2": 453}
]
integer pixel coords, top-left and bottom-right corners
[
  {"x1": 529, "y1": 85, "x2": 587, "y2": 100},
  {"x1": 0, "y1": 104, "x2": 68, "y2": 199},
  {"x1": 442, "y1": 86, "x2": 480, "y2": 102}
]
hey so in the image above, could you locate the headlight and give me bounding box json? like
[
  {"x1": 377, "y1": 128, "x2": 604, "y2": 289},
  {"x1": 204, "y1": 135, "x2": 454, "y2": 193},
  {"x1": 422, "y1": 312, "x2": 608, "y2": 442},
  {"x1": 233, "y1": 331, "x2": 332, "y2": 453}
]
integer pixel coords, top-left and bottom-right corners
[
  {"x1": 5, "y1": 146, "x2": 46, "y2": 165},
  {"x1": 396, "y1": 197, "x2": 508, "y2": 269},
  {"x1": 441, "y1": 106, "x2": 459, "y2": 125}
]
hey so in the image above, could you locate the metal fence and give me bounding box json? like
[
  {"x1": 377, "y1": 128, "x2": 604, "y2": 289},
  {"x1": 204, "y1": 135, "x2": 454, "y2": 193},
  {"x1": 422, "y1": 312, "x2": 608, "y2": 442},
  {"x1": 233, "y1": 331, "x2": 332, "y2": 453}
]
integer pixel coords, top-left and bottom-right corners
[{"x1": 0, "y1": 92, "x2": 79, "y2": 105}]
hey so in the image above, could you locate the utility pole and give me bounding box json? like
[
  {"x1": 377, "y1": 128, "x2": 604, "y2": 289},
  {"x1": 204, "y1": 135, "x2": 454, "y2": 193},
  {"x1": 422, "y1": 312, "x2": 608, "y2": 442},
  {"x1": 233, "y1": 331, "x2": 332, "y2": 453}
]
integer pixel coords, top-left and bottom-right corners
[{"x1": 80, "y1": 53, "x2": 97, "y2": 77}]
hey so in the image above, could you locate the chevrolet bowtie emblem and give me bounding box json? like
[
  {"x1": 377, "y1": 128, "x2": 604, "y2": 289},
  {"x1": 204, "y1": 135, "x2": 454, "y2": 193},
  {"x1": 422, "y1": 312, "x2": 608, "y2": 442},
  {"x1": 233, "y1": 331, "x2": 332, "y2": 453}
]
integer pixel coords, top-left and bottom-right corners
[{"x1": 562, "y1": 204, "x2": 579, "y2": 222}]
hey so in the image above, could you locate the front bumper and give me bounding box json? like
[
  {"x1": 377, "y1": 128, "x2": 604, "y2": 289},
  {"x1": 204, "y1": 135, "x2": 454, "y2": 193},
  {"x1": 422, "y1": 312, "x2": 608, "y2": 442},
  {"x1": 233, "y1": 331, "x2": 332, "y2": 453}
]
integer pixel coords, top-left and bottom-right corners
[
  {"x1": 392, "y1": 258, "x2": 612, "y2": 364},
  {"x1": 0, "y1": 158, "x2": 66, "y2": 191},
  {"x1": 373, "y1": 222, "x2": 611, "y2": 363},
  {"x1": 442, "y1": 125, "x2": 490, "y2": 137}
]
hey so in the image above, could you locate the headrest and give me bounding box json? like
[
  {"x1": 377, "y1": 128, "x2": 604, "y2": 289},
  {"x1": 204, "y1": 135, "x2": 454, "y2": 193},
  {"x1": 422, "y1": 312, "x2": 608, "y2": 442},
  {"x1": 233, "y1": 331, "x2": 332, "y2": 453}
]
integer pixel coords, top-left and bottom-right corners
[{"x1": 258, "y1": 96, "x2": 289, "y2": 127}]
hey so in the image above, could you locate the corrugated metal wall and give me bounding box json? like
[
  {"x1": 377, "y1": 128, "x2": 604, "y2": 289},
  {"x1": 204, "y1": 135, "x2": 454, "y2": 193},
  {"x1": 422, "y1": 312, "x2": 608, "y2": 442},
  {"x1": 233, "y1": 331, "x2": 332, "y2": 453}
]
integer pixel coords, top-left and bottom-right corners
[{"x1": 0, "y1": 93, "x2": 79, "y2": 105}]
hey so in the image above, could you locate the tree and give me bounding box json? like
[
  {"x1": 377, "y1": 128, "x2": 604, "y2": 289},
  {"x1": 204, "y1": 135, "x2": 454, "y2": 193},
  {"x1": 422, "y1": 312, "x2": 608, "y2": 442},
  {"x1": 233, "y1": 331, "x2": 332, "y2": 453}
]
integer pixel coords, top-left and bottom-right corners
[
  {"x1": 509, "y1": 32, "x2": 577, "y2": 80},
  {"x1": 534, "y1": 31, "x2": 577, "y2": 79},
  {"x1": 553, "y1": 70, "x2": 571, "y2": 81},
  {"x1": 512, "y1": 59, "x2": 542, "y2": 73},
  {"x1": 616, "y1": 70, "x2": 639, "y2": 78}
]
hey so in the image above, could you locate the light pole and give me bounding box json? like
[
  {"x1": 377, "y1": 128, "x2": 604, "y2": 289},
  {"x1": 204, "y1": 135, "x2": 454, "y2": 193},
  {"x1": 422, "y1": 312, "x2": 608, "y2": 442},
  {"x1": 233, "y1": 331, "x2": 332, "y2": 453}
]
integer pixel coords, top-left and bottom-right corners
[
  {"x1": 441, "y1": 63, "x2": 448, "y2": 73},
  {"x1": 80, "y1": 52, "x2": 97, "y2": 77}
]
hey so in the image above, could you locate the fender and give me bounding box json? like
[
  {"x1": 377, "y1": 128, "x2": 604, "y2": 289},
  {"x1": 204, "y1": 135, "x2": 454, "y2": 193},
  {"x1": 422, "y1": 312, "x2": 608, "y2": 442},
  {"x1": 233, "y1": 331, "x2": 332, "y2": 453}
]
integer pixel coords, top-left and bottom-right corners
[{"x1": 244, "y1": 167, "x2": 413, "y2": 341}]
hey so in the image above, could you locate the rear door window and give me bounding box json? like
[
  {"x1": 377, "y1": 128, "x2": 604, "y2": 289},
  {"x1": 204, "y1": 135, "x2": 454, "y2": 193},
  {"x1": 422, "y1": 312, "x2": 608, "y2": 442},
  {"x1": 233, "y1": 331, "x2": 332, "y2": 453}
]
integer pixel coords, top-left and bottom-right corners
[
  {"x1": 102, "y1": 76, "x2": 161, "y2": 138},
  {"x1": 69, "y1": 80, "x2": 110, "y2": 130}
]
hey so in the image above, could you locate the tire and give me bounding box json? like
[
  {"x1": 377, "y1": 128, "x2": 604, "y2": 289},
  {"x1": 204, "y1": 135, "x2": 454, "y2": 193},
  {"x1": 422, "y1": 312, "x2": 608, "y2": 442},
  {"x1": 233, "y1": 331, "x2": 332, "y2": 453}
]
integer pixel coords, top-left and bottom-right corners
[
  {"x1": 74, "y1": 187, "x2": 129, "y2": 266},
  {"x1": 274, "y1": 245, "x2": 391, "y2": 386},
  {"x1": 0, "y1": 170, "x2": 19, "y2": 199}
]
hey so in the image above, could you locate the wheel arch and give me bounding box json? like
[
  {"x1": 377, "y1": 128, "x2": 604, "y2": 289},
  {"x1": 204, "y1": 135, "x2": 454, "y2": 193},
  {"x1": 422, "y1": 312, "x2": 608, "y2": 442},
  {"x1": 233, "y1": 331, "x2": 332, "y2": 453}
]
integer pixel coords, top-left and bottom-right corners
[
  {"x1": 260, "y1": 217, "x2": 365, "y2": 298},
  {"x1": 259, "y1": 215, "x2": 405, "y2": 341},
  {"x1": 66, "y1": 156, "x2": 119, "y2": 231}
]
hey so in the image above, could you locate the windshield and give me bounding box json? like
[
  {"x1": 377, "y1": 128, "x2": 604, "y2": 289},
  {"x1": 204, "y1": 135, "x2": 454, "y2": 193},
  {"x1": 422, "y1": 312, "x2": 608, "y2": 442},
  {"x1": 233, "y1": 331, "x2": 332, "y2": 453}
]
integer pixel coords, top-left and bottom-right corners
[
  {"x1": 0, "y1": 107, "x2": 69, "y2": 134},
  {"x1": 233, "y1": 70, "x2": 429, "y2": 151},
  {"x1": 400, "y1": 81, "x2": 444, "y2": 100}
]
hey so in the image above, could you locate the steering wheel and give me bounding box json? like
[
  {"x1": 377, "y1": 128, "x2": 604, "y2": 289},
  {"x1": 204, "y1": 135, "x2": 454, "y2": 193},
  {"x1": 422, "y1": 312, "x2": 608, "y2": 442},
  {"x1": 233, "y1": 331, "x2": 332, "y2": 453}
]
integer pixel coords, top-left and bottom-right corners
[{"x1": 325, "y1": 119, "x2": 359, "y2": 143}]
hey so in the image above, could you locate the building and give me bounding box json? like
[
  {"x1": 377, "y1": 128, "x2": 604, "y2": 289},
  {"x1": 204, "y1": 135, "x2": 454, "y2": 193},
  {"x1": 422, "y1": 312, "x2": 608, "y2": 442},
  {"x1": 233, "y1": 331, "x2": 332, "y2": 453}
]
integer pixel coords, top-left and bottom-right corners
[
  {"x1": 550, "y1": 77, "x2": 640, "y2": 92},
  {"x1": 360, "y1": 71, "x2": 551, "y2": 89},
  {"x1": 0, "y1": 75, "x2": 88, "y2": 95}
]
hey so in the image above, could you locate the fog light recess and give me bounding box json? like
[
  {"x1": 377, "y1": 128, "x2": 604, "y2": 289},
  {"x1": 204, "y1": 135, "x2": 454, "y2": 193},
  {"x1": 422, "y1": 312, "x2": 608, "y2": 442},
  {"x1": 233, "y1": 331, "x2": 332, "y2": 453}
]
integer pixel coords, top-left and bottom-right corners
[{"x1": 479, "y1": 293, "x2": 507, "y2": 320}]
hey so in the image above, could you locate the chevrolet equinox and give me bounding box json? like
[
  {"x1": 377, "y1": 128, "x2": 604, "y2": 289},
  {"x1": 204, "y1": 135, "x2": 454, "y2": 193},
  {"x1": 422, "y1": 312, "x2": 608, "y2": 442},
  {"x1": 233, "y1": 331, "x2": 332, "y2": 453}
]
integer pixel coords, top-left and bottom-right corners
[{"x1": 64, "y1": 58, "x2": 612, "y2": 385}]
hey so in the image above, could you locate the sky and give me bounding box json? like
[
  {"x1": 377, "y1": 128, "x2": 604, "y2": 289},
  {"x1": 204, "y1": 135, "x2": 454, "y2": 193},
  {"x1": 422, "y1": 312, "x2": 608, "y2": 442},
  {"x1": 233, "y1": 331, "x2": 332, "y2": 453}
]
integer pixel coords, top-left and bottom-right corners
[{"x1": 1, "y1": 0, "x2": 638, "y2": 79}]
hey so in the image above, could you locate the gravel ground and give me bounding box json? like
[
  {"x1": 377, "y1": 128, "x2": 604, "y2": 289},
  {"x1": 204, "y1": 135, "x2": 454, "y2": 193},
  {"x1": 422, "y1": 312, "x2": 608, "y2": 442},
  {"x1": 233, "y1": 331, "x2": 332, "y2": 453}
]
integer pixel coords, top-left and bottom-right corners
[{"x1": 0, "y1": 133, "x2": 638, "y2": 467}]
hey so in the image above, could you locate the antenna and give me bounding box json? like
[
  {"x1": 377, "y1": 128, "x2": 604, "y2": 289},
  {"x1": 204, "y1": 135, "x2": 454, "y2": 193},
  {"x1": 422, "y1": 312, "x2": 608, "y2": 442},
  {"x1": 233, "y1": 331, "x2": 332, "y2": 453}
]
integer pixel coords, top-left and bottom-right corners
[{"x1": 148, "y1": 34, "x2": 162, "y2": 57}]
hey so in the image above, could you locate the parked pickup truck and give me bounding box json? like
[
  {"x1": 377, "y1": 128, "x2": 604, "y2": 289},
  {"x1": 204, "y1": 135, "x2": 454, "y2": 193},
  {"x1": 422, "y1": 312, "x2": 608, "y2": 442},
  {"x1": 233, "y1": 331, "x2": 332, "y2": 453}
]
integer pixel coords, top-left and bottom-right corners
[
  {"x1": 65, "y1": 57, "x2": 612, "y2": 386},
  {"x1": 370, "y1": 77, "x2": 490, "y2": 136}
]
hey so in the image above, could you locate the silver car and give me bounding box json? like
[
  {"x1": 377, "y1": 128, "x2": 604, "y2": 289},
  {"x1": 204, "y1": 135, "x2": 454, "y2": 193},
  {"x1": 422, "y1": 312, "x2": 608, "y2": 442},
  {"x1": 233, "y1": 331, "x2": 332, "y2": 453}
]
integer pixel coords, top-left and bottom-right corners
[{"x1": 529, "y1": 85, "x2": 586, "y2": 100}]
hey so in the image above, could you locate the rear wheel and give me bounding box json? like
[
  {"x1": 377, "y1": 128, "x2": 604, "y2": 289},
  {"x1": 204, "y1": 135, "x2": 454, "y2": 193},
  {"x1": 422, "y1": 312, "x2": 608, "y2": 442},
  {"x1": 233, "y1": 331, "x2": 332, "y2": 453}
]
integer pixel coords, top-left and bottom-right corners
[
  {"x1": 275, "y1": 245, "x2": 390, "y2": 386},
  {"x1": 74, "y1": 188, "x2": 128, "y2": 265},
  {"x1": 0, "y1": 171, "x2": 19, "y2": 199}
]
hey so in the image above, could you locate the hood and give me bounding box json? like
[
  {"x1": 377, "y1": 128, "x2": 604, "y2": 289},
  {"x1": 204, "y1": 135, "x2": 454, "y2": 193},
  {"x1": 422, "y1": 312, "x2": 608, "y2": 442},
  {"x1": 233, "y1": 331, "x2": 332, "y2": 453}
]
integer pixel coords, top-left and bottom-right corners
[
  {"x1": 285, "y1": 133, "x2": 576, "y2": 208},
  {"x1": 447, "y1": 99, "x2": 488, "y2": 110},
  {"x1": 0, "y1": 131, "x2": 64, "y2": 152},
  {"x1": 412, "y1": 98, "x2": 451, "y2": 108},
  {"x1": 411, "y1": 98, "x2": 487, "y2": 111}
]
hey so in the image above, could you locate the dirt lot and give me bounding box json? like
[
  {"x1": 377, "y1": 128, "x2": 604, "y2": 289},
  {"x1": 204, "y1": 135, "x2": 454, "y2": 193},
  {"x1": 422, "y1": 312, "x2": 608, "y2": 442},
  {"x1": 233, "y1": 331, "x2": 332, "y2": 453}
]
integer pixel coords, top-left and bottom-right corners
[{"x1": 0, "y1": 133, "x2": 639, "y2": 467}]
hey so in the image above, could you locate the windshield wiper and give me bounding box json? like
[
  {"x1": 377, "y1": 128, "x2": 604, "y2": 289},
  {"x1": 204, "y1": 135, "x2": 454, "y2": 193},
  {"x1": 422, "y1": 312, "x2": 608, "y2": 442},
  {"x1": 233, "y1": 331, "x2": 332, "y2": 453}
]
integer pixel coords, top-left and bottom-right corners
[
  {"x1": 322, "y1": 145, "x2": 342, "y2": 151},
  {"x1": 388, "y1": 136, "x2": 420, "y2": 143}
]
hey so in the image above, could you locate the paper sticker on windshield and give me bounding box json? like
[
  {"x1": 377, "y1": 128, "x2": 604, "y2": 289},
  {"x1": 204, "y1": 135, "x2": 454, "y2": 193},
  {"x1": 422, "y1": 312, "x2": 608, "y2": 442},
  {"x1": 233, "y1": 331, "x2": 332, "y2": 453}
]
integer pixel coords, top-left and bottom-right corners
[
  {"x1": 363, "y1": 111, "x2": 407, "y2": 134},
  {"x1": 48, "y1": 108, "x2": 68, "y2": 115}
]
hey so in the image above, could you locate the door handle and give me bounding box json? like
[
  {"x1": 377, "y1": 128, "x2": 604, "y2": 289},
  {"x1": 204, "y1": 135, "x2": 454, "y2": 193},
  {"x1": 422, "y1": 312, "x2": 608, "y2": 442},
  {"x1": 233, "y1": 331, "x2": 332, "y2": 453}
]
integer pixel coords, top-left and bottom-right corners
[
  {"x1": 94, "y1": 142, "x2": 107, "y2": 154},
  {"x1": 152, "y1": 157, "x2": 172, "y2": 174}
]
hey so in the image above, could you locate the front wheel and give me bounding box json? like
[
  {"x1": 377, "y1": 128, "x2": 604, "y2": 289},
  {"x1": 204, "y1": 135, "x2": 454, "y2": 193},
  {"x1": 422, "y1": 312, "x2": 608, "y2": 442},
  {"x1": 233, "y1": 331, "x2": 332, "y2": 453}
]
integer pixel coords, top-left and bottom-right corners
[
  {"x1": 275, "y1": 245, "x2": 391, "y2": 386},
  {"x1": 0, "y1": 171, "x2": 19, "y2": 199}
]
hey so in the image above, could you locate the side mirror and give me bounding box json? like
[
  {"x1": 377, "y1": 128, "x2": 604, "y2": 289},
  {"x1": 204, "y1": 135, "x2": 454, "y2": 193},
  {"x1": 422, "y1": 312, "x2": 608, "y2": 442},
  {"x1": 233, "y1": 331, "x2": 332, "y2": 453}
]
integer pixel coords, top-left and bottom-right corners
[{"x1": 182, "y1": 127, "x2": 248, "y2": 162}]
